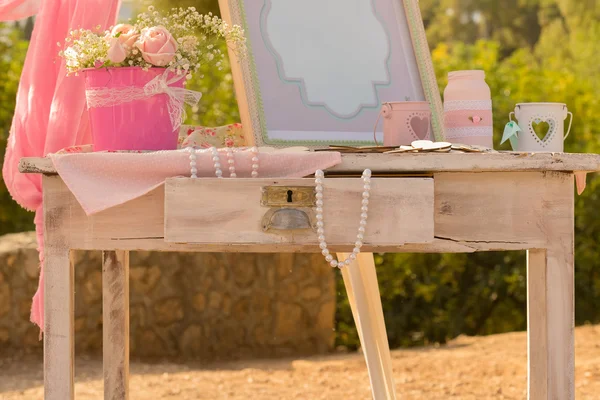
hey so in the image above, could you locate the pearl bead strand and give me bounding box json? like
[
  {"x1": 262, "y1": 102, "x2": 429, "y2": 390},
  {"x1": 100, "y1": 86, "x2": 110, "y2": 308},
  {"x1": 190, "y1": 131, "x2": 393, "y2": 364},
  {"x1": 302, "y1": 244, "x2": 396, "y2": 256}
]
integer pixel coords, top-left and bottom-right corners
[
  {"x1": 187, "y1": 146, "x2": 259, "y2": 179},
  {"x1": 314, "y1": 169, "x2": 372, "y2": 268},
  {"x1": 226, "y1": 147, "x2": 237, "y2": 178},
  {"x1": 251, "y1": 147, "x2": 259, "y2": 178},
  {"x1": 187, "y1": 147, "x2": 198, "y2": 178},
  {"x1": 211, "y1": 146, "x2": 223, "y2": 178}
]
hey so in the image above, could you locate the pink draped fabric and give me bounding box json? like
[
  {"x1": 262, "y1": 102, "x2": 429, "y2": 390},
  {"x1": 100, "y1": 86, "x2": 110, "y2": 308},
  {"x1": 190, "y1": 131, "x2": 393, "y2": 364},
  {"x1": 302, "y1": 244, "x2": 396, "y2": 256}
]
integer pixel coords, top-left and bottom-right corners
[
  {"x1": 0, "y1": 0, "x2": 40, "y2": 21},
  {"x1": 1, "y1": 0, "x2": 121, "y2": 330},
  {"x1": 49, "y1": 150, "x2": 343, "y2": 215}
]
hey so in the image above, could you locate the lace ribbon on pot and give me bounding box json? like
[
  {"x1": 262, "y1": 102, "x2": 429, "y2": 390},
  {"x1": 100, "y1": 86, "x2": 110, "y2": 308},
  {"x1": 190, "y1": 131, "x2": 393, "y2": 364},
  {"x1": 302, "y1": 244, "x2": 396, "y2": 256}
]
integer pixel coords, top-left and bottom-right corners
[
  {"x1": 445, "y1": 126, "x2": 494, "y2": 138},
  {"x1": 85, "y1": 69, "x2": 202, "y2": 131},
  {"x1": 443, "y1": 99, "x2": 492, "y2": 112}
]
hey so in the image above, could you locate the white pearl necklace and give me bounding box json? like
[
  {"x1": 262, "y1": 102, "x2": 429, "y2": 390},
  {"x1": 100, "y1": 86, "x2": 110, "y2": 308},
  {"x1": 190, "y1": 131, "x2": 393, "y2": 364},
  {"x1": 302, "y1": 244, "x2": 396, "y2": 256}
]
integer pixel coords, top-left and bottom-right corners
[
  {"x1": 251, "y1": 146, "x2": 259, "y2": 178},
  {"x1": 226, "y1": 147, "x2": 237, "y2": 178},
  {"x1": 187, "y1": 147, "x2": 198, "y2": 178},
  {"x1": 186, "y1": 146, "x2": 259, "y2": 178},
  {"x1": 315, "y1": 169, "x2": 372, "y2": 268},
  {"x1": 211, "y1": 146, "x2": 223, "y2": 178}
]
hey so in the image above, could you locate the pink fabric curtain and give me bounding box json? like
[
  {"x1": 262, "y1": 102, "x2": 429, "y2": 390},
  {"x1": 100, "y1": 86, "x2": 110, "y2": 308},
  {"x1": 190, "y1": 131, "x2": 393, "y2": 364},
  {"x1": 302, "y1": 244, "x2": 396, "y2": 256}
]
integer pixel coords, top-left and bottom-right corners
[
  {"x1": 0, "y1": 0, "x2": 40, "y2": 21},
  {"x1": 1, "y1": 0, "x2": 121, "y2": 330}
]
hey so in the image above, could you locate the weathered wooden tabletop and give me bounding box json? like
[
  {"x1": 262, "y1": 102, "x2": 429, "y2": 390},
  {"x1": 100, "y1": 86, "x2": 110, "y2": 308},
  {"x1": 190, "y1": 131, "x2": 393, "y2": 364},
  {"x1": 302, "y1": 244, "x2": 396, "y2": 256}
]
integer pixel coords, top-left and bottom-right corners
[{"x1": 18, "y1": 151, "x2": 600, "y2": 175}]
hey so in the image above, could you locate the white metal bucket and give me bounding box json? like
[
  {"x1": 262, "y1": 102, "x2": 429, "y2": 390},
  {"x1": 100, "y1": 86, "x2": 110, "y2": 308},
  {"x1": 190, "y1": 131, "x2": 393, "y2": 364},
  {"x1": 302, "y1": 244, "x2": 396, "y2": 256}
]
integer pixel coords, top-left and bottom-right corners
[{"x1": 509, "y1": 103, "x2": 573, "y2": 152}]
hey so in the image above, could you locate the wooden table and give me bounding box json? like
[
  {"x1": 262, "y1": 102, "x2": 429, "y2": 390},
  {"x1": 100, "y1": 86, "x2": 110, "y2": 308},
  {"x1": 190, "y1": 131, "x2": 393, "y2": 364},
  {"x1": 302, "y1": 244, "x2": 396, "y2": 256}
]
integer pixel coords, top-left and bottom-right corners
[{"x1": 20, "y1": 152, "x2": 600, "y2": 400}]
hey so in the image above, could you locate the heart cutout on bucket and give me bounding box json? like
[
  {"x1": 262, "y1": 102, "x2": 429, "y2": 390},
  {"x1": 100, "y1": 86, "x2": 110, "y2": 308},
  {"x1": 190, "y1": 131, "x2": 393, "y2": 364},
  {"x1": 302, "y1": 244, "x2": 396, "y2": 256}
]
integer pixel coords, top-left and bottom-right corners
[
  {"x1": 409, "y1": 116, "x2": 430, "y2": 140},
  {"x1": 531, "y1": 119, "x2": 555, "y2": 143}
]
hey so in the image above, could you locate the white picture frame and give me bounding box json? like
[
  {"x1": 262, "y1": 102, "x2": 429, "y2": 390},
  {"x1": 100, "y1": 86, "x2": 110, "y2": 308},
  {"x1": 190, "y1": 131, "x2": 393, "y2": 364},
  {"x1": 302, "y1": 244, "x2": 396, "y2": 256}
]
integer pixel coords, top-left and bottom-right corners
[{"x1": 219, "y1": 0, "x2": 445, "y2": 147}]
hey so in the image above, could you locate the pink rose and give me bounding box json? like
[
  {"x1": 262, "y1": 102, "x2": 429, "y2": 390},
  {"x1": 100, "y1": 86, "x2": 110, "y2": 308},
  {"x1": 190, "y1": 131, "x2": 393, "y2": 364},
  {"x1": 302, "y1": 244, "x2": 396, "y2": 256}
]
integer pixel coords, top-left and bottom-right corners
[
  {"x1": 111, "y1": 24, "x2": 139, "y2": 49},
  {"x1": 136, "y1": 26, "x2": 177, "y2": 66},
  {"x1": 107, "y1": 38, "x2": 127, "y2": 64}
]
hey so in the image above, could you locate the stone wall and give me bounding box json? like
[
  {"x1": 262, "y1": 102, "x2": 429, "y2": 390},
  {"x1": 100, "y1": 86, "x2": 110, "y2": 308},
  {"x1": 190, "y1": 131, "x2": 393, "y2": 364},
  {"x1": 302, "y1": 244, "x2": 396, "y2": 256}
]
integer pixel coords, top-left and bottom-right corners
[{"x1": 0, "y1": 232, "x2": 336, "y2": 360}]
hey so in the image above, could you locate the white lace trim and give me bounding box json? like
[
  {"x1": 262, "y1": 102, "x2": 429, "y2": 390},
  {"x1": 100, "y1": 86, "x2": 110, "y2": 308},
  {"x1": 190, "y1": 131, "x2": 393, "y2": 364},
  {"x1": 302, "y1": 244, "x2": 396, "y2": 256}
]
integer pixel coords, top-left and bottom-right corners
[
  {"x1": 86, "y1": 86, "x2": 152, "y2": 107},
  {"x1": 444, "y1": 99, "x2": 492, "y2": 112},
  {"x1": 85, "y1": 69, "x2": 202, "y2": 131},
  {"x1": 445, "y1": 126, "x2": 493, "y2": 138}
]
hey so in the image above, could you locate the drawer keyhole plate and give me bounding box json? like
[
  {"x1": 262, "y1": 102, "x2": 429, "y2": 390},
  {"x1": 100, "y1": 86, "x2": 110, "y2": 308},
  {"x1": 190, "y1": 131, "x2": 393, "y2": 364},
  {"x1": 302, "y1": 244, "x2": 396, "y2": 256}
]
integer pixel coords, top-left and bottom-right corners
[{"x1": 261, "y1": 186, "x2": 316, "y2": 208}]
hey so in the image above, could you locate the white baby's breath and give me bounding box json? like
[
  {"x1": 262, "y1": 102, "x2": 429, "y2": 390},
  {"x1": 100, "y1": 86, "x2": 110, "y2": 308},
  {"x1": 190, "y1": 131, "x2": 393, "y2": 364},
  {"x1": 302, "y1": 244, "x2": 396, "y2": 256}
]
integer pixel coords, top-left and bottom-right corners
[{"x1": 58, "y1": 5, "x2": 246, "y2": 77}]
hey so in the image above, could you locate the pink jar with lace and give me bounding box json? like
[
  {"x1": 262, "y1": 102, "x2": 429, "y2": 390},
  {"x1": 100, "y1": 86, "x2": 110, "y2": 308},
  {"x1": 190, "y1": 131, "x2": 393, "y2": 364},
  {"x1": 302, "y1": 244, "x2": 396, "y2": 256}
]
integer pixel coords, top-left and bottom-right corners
[{"x1": 443, "y1": 70, "x2": 493, "y2": 148}]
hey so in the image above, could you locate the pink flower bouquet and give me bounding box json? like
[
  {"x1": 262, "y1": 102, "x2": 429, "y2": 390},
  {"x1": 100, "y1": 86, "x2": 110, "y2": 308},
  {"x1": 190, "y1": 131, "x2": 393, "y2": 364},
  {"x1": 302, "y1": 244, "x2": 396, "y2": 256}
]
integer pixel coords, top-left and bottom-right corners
[
  {"x1": 55, "y1": 6, "x2": 246, "y2": 152},
  {"x1": 59, "y1": 6, "x2": 246, "y2": 76}
]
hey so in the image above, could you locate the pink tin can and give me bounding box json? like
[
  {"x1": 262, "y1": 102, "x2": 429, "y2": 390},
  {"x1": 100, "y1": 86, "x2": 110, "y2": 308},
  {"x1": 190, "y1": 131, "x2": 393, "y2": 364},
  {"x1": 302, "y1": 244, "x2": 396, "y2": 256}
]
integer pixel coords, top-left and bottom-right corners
[
  {"x1": 84, "y1": 67, "x2": 184, "y2": 152},
  {"x1": 373, "y1": 102, "x2": 431, "y2": 146}
]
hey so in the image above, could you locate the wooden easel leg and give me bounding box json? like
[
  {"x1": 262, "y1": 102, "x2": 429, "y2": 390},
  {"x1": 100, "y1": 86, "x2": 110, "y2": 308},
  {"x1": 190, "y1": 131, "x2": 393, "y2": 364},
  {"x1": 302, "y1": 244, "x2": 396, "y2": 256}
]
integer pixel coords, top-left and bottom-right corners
[
  {"x1": 527, "y1": 247, "x2": 574, "y2": 400},
  {"x1": 44, "y1": 247, "x2": 74, "y2": 400},
  {"x1": 103, "y1": 251, "x2": 130, "y2": 400},
  {"x1": 338, "y1": 252, "x2": 397, "y2": 400}
]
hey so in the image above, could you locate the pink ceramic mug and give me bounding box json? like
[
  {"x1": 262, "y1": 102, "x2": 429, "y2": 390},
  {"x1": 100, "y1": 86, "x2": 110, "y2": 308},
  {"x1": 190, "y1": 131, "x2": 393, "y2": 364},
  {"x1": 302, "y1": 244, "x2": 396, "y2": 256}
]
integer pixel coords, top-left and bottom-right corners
[{"x1": 373, "y1": 102, "x2": 431, "y2": 146}]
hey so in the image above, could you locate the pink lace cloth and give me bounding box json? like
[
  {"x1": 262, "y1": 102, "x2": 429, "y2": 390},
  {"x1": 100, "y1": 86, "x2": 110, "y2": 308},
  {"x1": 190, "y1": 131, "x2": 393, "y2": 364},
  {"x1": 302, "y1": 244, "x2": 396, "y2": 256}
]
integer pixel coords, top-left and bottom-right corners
[{"x1": 49, "y1": 148, "x2": 342, "y2": 215}]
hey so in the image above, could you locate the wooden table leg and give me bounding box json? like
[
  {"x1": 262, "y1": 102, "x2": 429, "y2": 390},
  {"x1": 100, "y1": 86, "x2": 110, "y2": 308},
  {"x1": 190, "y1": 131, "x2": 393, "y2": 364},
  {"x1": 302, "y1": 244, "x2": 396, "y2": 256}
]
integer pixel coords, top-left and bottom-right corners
[
  {"x1": 339, "y1": 252, "x2": 397, "y2": 400},
  {"x1": 103, "y1": 251, "x2": 130, "y2": 400},
  {"x1": 44, "y1": 247, "x2": 74, "y2": 400},
  {"x1": 527, "y1": 247, "x2": 574, "y2": 400}
]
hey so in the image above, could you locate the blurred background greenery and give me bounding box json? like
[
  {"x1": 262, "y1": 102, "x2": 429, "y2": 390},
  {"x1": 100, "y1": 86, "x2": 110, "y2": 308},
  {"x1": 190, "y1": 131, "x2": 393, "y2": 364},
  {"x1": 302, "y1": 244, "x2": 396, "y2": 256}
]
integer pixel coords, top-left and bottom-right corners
[{"x1": 1, "y1": 0, "x2": 600, "y2": 350}]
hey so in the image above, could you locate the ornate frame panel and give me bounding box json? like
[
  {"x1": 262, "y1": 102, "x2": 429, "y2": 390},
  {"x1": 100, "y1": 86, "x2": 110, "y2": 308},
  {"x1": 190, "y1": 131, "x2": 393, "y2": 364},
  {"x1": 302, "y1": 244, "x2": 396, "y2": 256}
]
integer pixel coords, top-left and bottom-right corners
[{"x1": 219, "y1": 0, "x2": 445, "y2": 147}]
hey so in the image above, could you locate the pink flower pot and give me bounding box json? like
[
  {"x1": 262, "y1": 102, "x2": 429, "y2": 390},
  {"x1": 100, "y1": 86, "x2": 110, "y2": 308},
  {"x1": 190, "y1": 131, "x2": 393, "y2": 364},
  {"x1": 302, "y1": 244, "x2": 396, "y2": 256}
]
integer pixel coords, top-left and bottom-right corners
[
  {"x1": 375, "y1": 102, "x2": 431, "y2": 146},
  {"x1": 84, "y1": 67, "x2": 184, "y2": 151}
]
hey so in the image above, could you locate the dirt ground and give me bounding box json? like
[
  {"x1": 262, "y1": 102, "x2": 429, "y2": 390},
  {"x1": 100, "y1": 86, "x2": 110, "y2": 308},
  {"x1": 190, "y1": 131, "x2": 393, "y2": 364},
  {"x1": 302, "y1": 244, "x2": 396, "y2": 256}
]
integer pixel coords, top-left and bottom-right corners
[{"x1": 2, "y1": 325, "x2": 600, "y2": 400}]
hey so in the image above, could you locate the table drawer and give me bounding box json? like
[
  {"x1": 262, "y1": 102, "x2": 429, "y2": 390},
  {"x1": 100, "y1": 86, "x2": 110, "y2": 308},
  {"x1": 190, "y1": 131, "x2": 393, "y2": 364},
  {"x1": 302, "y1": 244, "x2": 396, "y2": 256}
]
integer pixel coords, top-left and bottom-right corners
[{"x1": 164, "y1": 177, "x2": 434, "y2": 246}]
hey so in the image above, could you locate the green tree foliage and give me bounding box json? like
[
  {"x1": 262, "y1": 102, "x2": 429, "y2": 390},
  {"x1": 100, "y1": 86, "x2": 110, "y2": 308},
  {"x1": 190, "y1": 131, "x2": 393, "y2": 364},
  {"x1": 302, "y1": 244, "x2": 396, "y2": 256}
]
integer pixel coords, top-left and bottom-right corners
[
  {"x1": 0, "y1": 25, "x2": 34, "y2": 235},
  {"x1": 336, "y1": 252, "x2": 527, "y2": 349},
  {"x1": 423, "y1": 0, "x2": 543, "y2": 54},
  {"x1": 143, "y1": 0, "x2": 220, "y2": 16}
]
